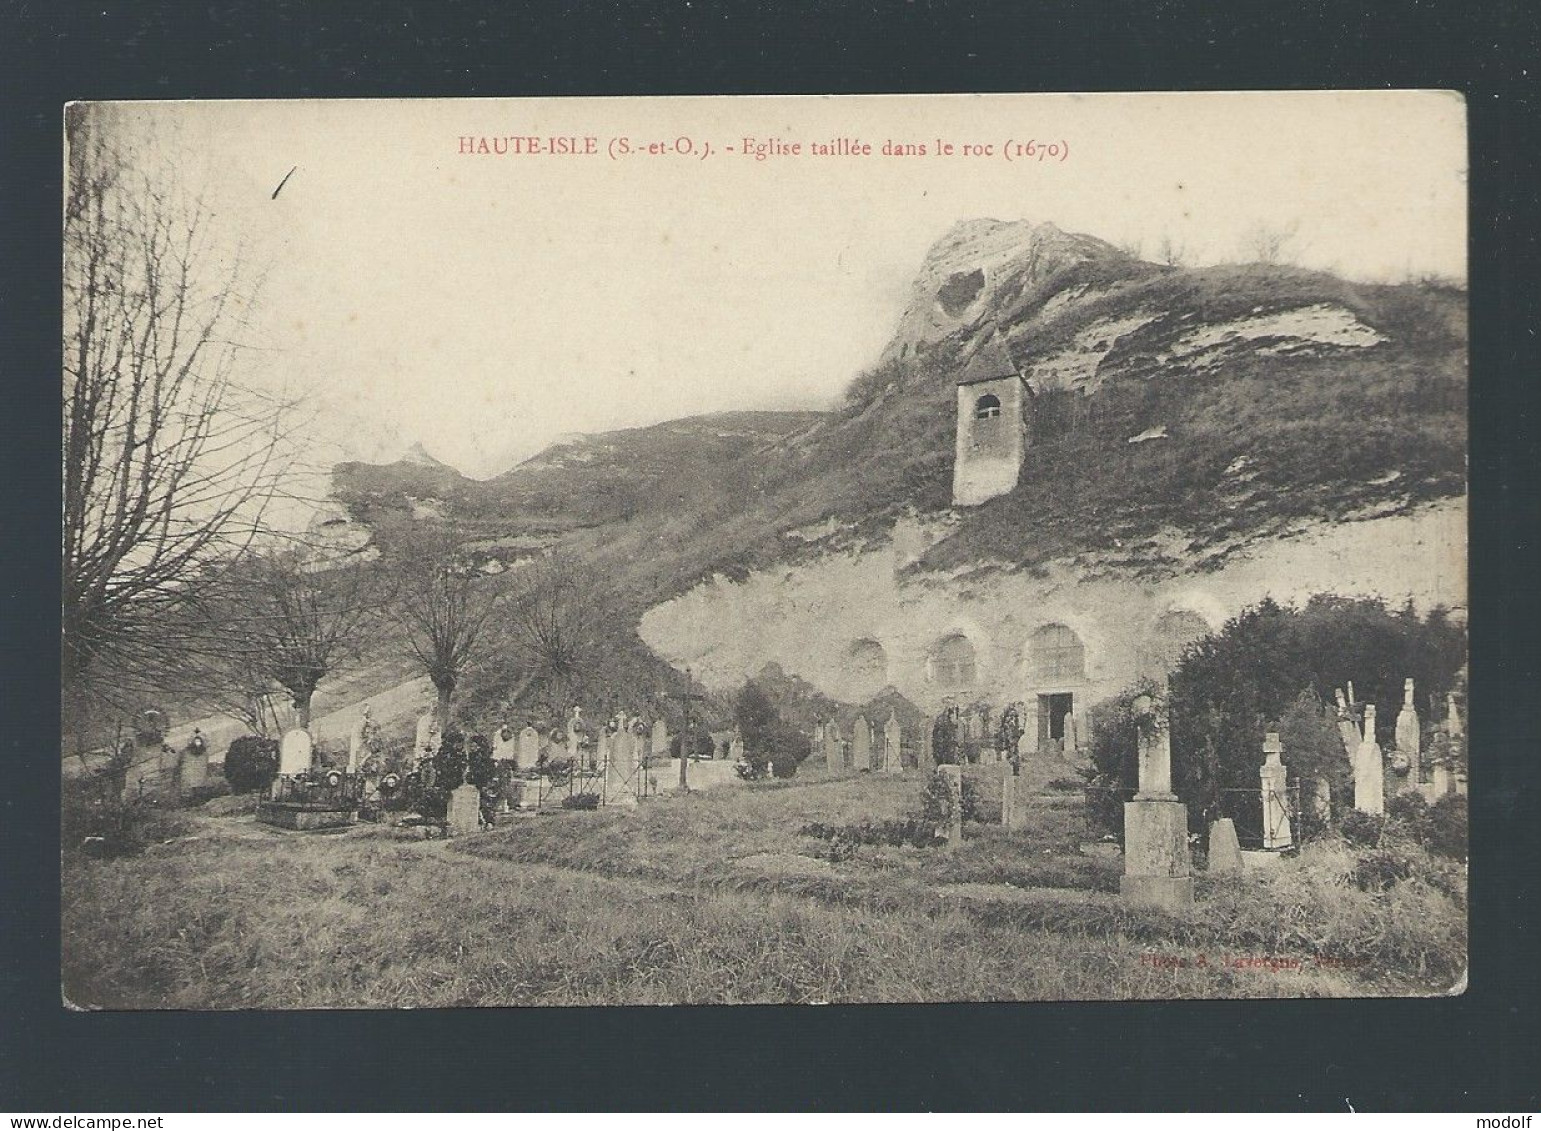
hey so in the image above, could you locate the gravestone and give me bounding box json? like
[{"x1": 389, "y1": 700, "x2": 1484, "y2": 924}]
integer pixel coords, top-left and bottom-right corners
[
  {"x1": 1063, "y1": 711, "x2": 1080, "y2": 756},
  {"x1": 938, "y1": 765, "x2": 964, "y2": 848},
  {"x1": 178, "y1": 746, "x2": 208, "y2": 791},
  {"x1": 567, "y1": 707, "x2": 586, "y2": 768},
  {"x1": 729, "y1": 732, "x2": 745, "y2": 763},
  {"x1": 605, "y1": 725, "x2": 638, "y2": 807},
  {"x1": 921, "y1": 716, "x2": 933, "y2": 766},
  {"x1": 824, "y1": 723, "x2": 843, "y2": 771},
  {"x1": 492, "y1": 725, "x2": 518, "y2": 763},
  {"x1": 1394, "y1": 678, "x2": 1421, "y2": 783},
  {"x1": 596, "y1": 729, "x2": 613, "y2": 778},
  {"x1": 1121, "y1": 692, "x2": 1193, "y2": 908},
  {"x1": 1446, "y1": 693, "x2": 1463, "y2": 740},
  {"x1": 445, "y1": 784, "x2": 481, "y2": 836},
  {"x1": 1334, "y1": 689, "x2": 1361, "y2": 761},
  {"x1": 414, "y1": 712, "x2": 439, "y2": 760},
  {"x1": 1207, "y1": 818, "x2": 1244, "y2": 874},
  {"x1": 852, "y1": 716, "x2": 872, "y2": 771},
  {"x1": 518, "y1": 726, "x2": 541, "y2": 768},
  {"x1": 650, "y1": 719, "x2": 669, "y2": 765},
  {"x1": 1259, "y1": 732, "x2": 1293, "y2": 849},
  {"x1": 1000, "y1": 763, "x2": 1020, "y2": 830},
  {"x1": 278, "y1": 728, "x2": 314, "y2": 777},
  {"x1": 883, "y1": 711, "x2": 903, "y2": 774},
  {"x1": 1430, "y1": 763, "x2": 1453, "y2": 799},
  {"x1": 1353, "y1": 703, "x2": 1385, "y2": 815}
]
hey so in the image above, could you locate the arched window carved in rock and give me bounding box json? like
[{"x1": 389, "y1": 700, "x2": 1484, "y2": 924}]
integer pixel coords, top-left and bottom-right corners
[
  {"x1": 1029, "y1": 623, "x2": 1085, "y2": 684},
  {"x1": 846, "y1": 638, "x2": 890, "y2": 699},
  {"x1": 928, "y1": 633, "x2": 977, "y2": 687}
]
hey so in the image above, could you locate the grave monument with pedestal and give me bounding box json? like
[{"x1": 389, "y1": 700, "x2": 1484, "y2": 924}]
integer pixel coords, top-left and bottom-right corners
[{"x1": 1121, "y1": 691, "x2": 1194, "y2": 908}]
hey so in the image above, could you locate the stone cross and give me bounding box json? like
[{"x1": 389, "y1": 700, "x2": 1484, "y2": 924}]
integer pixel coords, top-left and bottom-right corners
[
  {"x1": 1353, "y1": 703, "x2": 1385, "y2": 815},
  {"x1": 1260, "y1": 732, "x2": 1293, "y2": 849},
  {"x1": 883, "y1": 710, "x2": 903, "y2": 774},
  {"x1": 938, "y1": 765, "x2": 963, "y2": 848},
  {"x1": 852, "y1": 716, "x2": 872, "y2": 771},
  {"x1": 1394, "y1": 677, "x2": 1422, "y2": 783}
]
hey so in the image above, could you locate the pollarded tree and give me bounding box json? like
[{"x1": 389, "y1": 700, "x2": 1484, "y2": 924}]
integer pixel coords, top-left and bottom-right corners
[
  {"x1": 216, "y1": 549, "x2": 386, "y2": 729},
  {"x1": 395, "y1": 531, "x2": 501, "y2": 729}
]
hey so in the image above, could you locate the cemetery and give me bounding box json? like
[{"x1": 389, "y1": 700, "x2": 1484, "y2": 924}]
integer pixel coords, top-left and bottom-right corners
[
  {"x1": 59, "y1": 131, "x2": 1470, "y2": 1009},
  {"x1": 62, "y1": 599, "x2": 1470, "y2": 1006}
]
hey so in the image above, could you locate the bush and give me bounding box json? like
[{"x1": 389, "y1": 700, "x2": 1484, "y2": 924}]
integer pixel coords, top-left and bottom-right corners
[
  {"x1": 223, "y1": 736, "x2": 279, "y2": 794},
  {"x1": 62, "y1": 788, "x2": 190, "y2": 860},
  {"x1": 918, "y1": 770, "x2": 982, "y2": 828},
  {"x1": 561, "y1": 792, "x2": 600, "y2": 811},
  {"x1": 1340, "y1": 810, "x2": 1386, "y2": 847},
  {"x1": 1424, "y1": 795, "x2": 1468, "y2": 860},
  {"x1": 800, "y1": 817, "x2": 940, "y2": 856},
  {"x1": 1167, "y1": 595, "x2": 1466, "y2": 822},
  {"x1": 1351, "y1": 847, "x2": 1418, "y2": 892}
]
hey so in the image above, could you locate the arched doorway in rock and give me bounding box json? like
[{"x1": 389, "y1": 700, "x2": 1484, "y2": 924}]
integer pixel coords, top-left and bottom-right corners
[{"x1": 1027, "y1": 622, "x2": 1086, "y2": 754}]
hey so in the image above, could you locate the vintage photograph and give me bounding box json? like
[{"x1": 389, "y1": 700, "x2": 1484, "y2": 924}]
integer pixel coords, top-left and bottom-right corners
[{"x1": 61, "y1": 93, "x2": 1468, "y2": 1008}]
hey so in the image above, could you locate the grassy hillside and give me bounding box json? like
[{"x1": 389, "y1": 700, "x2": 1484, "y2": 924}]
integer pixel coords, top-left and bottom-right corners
[{"x1": 316, "y1": 226, "x2": 1465, "y2": 724}]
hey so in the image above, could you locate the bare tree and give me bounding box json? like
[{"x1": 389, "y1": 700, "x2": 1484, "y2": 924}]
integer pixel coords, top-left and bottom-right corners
[
  {"x1": 489, "y1": 552, "x2": 611, "y2": 715},
  {"x1": 1241, "y1": 219, "x2": 1302, "y2": 265},
  {"x1": 62, "y1": 106, "x2": 298, "y2": 713},
  {"x1": 1157, "y1": 233, "x2": 1187, "y2": 267},
  {"x1": 216, "y1": 551, "x2": 385, "y2": 729},
  {"x1": 396, "y1": 532, "x2": 501, "y2": 728}
]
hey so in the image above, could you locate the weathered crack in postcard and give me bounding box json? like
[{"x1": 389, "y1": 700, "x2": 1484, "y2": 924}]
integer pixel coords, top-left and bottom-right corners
[{"x1": 62, "y1": 92, "x2": 1468, "y2": 1008}]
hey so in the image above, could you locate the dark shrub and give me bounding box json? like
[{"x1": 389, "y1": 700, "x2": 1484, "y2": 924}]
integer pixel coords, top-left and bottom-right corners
[
  {"x1": 918, "y1": 770, "x2": 983, "y2": 827},
  {"x1": 1386, "y1": 790, "x2": 1432, "y2": 843},
  {"x1": 1341, "y1": 810, "x2": 1386, "y2": 848},
  {"x1": 1352, "y1": 847, "x2": 1418, "y2": 892},
  {"x1": 1167, "y1": 595, "x2": 1465, "y2": 824},
  {"x1": 1425, "y1": 795, "x2": 1468, "y2": 860},
  {"x1": 561, "y1": 792, "x2": 600, "y2": 811},
  {"x1": 223, "y1": 735, "x2": 279, "y2": 794},
  {"x1": 62, "y1": 787, "x2": 190, "y2": 860},
  {"x1": 466, "y1": 733, "x2": 496, "y2": 789}
]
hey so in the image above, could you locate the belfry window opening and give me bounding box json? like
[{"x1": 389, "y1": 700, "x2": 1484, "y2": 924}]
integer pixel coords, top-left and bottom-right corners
[{"x1": 974, "y1": 393, "x2": 1002, "y2": 420}]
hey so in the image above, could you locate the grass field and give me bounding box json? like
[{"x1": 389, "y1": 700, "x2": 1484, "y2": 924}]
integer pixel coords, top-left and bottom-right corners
[{"x1": 61, "y1": 773, "x2": 1466, "y2": 1008}]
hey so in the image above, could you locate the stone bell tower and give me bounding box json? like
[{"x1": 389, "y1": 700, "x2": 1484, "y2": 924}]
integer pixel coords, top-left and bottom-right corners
[{"x1": 951, "y1": 336, "x2": 1028, "y2": 507}]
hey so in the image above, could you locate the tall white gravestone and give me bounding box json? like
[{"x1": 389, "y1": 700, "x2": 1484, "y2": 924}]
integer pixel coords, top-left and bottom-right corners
[
  {"x1": 883, "y1": 711, "x2": 903, "y2": 774},
  {"x1": 278, "y1": 728, "x2": 314, "y2": 777},
  {"x1": 1260, "y1": 732, "x2": 1293, "y2": 849},
  {"x1": 1353, "y1": 703, "x2": 1385, "y2": 815},
  {"x1": 852, "y1": 716, "x2": 872, "y2": 771},
  {"x1": 1394, "y1": 678, "x2": 1421, "y2": 784}
]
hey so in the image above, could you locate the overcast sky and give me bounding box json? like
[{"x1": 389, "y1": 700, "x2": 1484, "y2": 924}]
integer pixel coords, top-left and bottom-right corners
[{"x1": 93, "y1": 92, "x2": 1467, "y2": 479}]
